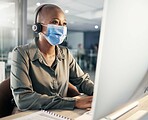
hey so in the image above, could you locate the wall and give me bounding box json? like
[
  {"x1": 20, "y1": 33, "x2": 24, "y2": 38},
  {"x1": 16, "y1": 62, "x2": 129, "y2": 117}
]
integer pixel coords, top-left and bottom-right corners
[
  {"x1": 84, "y1": 31, "x2": 100, "y2": 50},
  {"x1": 67, "y1": 31, "x2": 84, "y2": 49}
]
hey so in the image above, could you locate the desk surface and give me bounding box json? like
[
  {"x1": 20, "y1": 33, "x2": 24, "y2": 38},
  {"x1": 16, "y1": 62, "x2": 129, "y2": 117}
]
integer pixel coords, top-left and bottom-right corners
[
  {"x1": 1, "y1": 95, "x2": 148, "y2": 120},
  {"x1": 108, "y1": 95, "x2": 148, "y2": 120},
  {"x1": 1, "y1": 109, "x2": 86, "y2": 120}
]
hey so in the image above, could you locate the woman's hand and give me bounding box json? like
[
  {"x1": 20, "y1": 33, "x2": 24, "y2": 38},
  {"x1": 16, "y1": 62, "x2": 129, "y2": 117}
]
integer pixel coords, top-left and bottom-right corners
[{"x1": 73, "y1": 96, "x2": 93, "y2": 109}]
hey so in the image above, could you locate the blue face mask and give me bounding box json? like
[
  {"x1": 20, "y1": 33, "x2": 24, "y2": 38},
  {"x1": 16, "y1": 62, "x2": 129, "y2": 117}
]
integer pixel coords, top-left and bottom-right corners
[{"x1": 43, "y1": 24, "x2": 67, "y2": 46}]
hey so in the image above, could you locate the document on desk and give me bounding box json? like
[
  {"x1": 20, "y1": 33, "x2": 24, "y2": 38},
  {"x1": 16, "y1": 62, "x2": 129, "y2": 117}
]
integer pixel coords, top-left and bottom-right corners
[
  {"x1": 13, "y1": 111, "x2": 71, "y2": 120},
  {"x1": 126, "y1": 110, "x2": 148, "y2": 120}
]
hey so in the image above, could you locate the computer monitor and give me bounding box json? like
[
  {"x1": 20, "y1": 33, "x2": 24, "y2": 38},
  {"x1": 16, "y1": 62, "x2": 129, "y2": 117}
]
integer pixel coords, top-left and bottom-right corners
[{"x1": 91, "y1": 0, "x2": 148, "y2": 119}]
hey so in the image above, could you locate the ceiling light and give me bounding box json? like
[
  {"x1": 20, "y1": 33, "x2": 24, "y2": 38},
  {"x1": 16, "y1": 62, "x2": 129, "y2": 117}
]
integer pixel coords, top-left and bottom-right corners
[
  {"x1": 36, "y1": 2, "x2": 41, "y2": 6},
  {"x1": 65, "y1": 10, "x2": 69, "y2": 14},
  {"x1": 95, "y1": 25, "x2": 99, "y2": 29}
]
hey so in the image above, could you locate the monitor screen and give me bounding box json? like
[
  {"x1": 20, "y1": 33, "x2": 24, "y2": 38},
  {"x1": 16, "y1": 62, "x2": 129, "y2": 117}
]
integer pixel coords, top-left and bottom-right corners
[{"x1": 92, "y1": 0, "x2": 148, "y2": 119}]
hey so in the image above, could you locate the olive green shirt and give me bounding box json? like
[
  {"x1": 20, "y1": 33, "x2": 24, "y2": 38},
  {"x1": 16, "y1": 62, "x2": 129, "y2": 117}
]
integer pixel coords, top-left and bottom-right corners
[{"x1": 10, "y1": 40, "x2": 94, "y2": 111}]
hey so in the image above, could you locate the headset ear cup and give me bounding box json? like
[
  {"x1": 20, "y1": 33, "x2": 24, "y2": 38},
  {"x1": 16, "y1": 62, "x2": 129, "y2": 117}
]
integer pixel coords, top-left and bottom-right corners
[{"x1": 32, "y1": 23, "x2": 42, "y2": 33}]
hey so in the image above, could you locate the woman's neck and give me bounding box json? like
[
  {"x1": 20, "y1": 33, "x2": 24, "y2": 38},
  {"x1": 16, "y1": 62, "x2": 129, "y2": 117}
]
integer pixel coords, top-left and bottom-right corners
[{"x1": 37, "y1": 37, "x2": 55, "y2": 57}]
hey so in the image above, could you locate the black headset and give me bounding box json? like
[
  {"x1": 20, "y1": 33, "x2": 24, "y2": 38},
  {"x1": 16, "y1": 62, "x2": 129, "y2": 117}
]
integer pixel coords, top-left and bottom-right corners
[
  {"x1": 32, "y1": 4, "x2": 67, "y2": 41},
  {"x1": 32, "y1": 4, "x2": 48, "y2": 34}
]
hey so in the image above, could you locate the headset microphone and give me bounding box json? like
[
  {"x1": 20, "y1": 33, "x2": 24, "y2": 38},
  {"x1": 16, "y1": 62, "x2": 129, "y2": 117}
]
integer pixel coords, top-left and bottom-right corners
[{"x1": 32, "y1": 23, "x2": 42, "y2": 33}]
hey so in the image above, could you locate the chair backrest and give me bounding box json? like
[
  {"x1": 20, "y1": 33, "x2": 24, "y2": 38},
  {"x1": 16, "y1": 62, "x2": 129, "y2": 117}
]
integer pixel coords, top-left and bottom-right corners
[{"x1": 0, "y1": 78, "x2": 14, "y2": 118}]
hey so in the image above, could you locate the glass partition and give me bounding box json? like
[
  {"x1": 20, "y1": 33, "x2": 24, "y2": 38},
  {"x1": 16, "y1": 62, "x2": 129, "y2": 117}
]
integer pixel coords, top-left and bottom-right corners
[{"x1": 0, "y1": 0, "x2": 17, "y2": 78}]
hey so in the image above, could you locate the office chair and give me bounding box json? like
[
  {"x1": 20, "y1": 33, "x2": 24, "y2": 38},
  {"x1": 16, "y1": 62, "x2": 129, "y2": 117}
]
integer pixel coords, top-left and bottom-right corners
[{"x1": 0, "y1": 78, "x2": 14, "y2": 118}]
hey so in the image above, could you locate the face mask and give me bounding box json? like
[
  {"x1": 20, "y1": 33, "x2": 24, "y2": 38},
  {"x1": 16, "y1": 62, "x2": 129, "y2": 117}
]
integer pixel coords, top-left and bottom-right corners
[{"x1": 43, "y1": 24, "x2": 67, "y2": 46}]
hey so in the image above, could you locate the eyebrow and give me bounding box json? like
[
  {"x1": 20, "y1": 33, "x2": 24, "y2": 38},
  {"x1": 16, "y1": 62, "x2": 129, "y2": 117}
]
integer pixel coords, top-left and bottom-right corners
[{"x1": 51, "y1": 18, "x2": 67, "y2": 22}]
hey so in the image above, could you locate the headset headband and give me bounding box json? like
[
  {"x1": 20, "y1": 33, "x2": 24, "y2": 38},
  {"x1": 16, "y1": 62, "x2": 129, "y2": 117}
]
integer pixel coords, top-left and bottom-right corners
[
  {"x1": 32, "y1": 4, "x2": 48, "y2": 34},
  {"x1": 34, "y1": 4, "x2": 48, "y2": 24}
]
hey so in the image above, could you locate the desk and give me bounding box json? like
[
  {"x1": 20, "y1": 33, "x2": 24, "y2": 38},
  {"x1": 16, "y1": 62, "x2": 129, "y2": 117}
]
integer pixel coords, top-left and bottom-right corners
[
  {"x1": 1, "y1": 109, "x2": 86, "y2": 120},
  {"x1": 1, "y1": 95, "x2": 148, "y2": 120},
  {"x1": 108, "y1": 95, "x2": 148, "y2": 120}
]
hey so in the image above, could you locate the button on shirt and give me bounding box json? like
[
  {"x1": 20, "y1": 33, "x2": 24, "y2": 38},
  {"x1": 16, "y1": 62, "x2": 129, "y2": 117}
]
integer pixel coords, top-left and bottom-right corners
[{"x1": 10, "y1": 40, "x2": 94, "y2": 110}]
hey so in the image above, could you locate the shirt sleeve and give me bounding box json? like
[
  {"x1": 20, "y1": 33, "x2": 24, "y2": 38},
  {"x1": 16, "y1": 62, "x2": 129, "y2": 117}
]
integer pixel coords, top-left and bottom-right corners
[
  {"x1": 10, "y1": 47, "x2": 76, "y2": 111},
  {"x1": 68, "y1": 49, "x2": 94, "y2": 96}
]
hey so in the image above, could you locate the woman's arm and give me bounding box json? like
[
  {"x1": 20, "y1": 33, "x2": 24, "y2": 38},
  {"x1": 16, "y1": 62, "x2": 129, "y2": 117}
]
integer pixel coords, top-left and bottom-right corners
[
  {"x1": 68, "y1": 49, "x2": 94, "y2": 96},
  {"x1": 10, "y1": 47, "x2": 76, "y2": 111}
]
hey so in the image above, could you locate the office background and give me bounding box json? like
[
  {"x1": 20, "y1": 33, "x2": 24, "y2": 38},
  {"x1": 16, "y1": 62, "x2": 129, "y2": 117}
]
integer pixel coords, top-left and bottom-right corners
[{"x1": 0, "y1": 0, "x2": 104, "y2": 81}]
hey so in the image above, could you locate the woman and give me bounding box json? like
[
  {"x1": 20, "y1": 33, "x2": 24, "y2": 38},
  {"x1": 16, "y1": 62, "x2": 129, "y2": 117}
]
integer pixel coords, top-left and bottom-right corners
[{"x1": 10, "y1": 4, "x2": 94, "y2": 111}]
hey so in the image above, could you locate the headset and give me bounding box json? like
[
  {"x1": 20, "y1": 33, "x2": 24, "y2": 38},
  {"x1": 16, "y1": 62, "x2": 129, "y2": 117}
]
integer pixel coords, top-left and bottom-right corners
[
  {"x1": 32, "y1": 4, "x2": 67, "y2": 42},
  {"x1": 32, "y1": 4, "x2": 48, "y2": 34}
]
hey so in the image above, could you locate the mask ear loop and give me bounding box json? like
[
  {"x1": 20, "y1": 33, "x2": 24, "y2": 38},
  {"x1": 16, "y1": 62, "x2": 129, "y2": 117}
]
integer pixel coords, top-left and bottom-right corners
[
  {"x1": 40, "y1": 24, "x2": 49, "y2": 37},
  {"x1": 38, "y1": 24, "x2": 49, "y2": 43}
]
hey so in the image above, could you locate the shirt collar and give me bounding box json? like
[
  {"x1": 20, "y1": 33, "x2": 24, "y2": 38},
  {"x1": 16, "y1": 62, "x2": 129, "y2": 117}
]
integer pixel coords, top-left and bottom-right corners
[
  {"x1": 56, "y1": 45, "x2": 65, "y2": 61},
  {"x1": 29, "y1": 40, "x2": 41, "y2": 62},
  {"x1": 29, "y1": 39, "x2": 65, "y2": 62}
]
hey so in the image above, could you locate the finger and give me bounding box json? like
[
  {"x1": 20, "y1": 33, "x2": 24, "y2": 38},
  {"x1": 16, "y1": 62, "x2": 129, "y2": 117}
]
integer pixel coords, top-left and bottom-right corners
[
  {"x1": 86, "y1": 107, "x2": 91, "y2": 111},
  {"x1": 85, "y1": 102, "x2": 92, "y2": 108},
  {"x1": 87, "y1": 96, "x2": 93, "y2": 99}
]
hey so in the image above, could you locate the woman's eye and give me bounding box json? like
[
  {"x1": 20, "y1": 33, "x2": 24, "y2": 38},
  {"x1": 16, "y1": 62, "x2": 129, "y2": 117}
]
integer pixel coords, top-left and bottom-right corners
[
  {"x1": 51, "y1": 20, "x2": 59, "y2": 25},
  {"x1": 63, "y1": 22, "x2": 67, "y2": 26}
]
